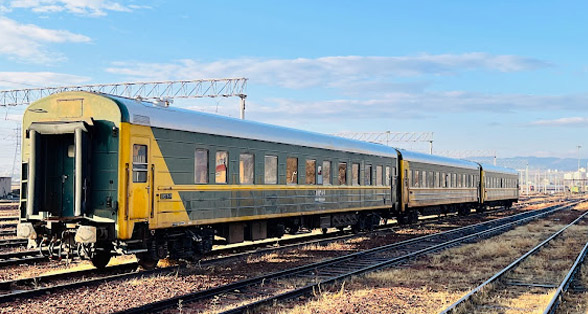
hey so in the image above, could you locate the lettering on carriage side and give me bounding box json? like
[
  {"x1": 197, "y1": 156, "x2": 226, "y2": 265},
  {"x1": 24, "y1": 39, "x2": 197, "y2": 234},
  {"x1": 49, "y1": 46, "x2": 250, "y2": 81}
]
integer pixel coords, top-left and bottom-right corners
[
  {"x1": 160, "y1": 193, "x2": 172, "y2": 200},
  {"x1": 315, "y1": 189, "x2": 326, "y2": 202}
]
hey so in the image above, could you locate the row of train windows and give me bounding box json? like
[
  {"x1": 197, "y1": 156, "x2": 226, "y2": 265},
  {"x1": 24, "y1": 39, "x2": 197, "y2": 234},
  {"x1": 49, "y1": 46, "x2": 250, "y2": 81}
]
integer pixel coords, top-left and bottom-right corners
[
  {"x1": 411, "y1": 170, "x2": 479, "y2": 189},
  {"x1": 486, "y1": 177, "x2": 517, "y2": 188},
  {"x1": 194, "y1": 149, "x2": 395, "y2": 186}
]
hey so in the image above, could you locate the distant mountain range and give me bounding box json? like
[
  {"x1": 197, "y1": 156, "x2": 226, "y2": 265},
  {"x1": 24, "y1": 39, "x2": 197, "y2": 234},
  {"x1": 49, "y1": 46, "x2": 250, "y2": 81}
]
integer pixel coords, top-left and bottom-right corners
[{"x1": 469, "y1": 156, "x2": 587, "y2": 171}]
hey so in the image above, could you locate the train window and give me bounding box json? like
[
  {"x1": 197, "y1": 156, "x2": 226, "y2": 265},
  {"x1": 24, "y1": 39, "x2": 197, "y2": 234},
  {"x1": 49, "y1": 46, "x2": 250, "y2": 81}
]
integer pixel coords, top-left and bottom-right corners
[
  {"x1": 452, "y1": 173, "x2": 456, "y2": 188},
  {"x1": 338, "y1": 162, "x2": 347, "y2": 185},
  {"x1": 239, "y1": 153, "x2": 254, "y2": 184},
  {"x1": 376, "y1": 166, "x2": 383, "y2": 186},
  {"x1": 422, "y1": 171, "x2": 427, "y2": 188},
  {"x1": 287, "y1": 157, "x2": 298, "y2": 184},
  {"x1": 306, "y1": 159, "x2": 316, "y2": 185},
  {"x1": 132, "y1": 144, "x2": 148, "y2": 183},
  {"x1": 385, "y1": 166, "x2": 391, "y2": 186},
  {"x1": 434, "y1": 172, "x2": 439, "y2": 188},
  {"x1": 429, "y1": 171, "x2": 434, "y2": 187},
  {"x1": 414, "y1": 170, "x2": 419, "y2": 187},
  {"x1": 264, "y1": 155, "x2": 278, "y2": 184},
  {"x1": 323, "y1": 161, "x2": 331, "y2": 185},
  {"x1": 365, "y1": 165, "x2": 372, "y2": 186},
  {"x1": 352, "y1": 163, "x2": 360, "y2": 186},
  {"x1": 215, "y1": 151, "x2": 228, "y2": 184},
  {"x1": 194, "y1": 149, "x2": 208, "y2": 184}
]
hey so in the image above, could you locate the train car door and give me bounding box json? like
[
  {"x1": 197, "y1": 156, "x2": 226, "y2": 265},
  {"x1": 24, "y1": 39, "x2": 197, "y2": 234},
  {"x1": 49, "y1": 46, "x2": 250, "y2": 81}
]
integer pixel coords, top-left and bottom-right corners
[
  {"x1": 129, "y1": 137, "x2": 153, "y2": 221},
  {"x1": 400, "y1": 160, "x2": 410, "y2": 212}
]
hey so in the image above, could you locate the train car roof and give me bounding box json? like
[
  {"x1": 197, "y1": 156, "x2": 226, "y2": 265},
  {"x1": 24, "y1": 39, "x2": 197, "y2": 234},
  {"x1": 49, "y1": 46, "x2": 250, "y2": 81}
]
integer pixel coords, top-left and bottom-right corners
[
  {"x1": 399, "y1": 150, "x2": 480, "y2": 170},
  {"x1": 480, "y1": 163, "x2": 519, "y2": 176},
  {"x1": 106, "y1": 93, "x2": 402, "y2": 158}
]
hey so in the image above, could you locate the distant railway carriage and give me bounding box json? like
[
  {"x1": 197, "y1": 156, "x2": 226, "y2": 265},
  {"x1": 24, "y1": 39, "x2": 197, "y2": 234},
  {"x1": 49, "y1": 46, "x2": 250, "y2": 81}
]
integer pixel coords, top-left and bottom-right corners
[
  {"x1": 17, "y1": 91, "x2": 518, "y2": 269},
  {"x1": 398, "y1": 151, "x2": 481, "y2": 220},
  {"x1": 480, "y1": 164, "x2": 519, "y2": 207}
]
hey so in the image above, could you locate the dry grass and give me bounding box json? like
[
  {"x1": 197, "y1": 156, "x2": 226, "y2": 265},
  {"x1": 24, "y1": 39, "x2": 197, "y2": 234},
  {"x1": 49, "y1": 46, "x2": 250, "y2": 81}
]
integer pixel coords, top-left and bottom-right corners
[{"x1": 270, "y1": 209, "x2": 588, "y2": 314}]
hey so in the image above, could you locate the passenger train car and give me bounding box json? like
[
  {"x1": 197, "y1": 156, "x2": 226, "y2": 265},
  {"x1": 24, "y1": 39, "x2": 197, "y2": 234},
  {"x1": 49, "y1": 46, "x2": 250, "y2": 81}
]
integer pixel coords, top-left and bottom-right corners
[{"x1": 16, "y1": 91, "x2": 519, "y2": 268}]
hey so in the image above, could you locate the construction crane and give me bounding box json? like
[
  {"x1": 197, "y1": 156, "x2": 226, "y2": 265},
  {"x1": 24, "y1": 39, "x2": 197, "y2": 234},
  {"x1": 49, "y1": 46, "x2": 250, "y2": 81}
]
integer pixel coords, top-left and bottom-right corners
[
  {"x1": 333, "y1": 131, "x2": 434, "y2": 154},
  {"x1": 0, "y1": 78, "x2": 249, "y2": 118},
  {"x1": 0, "y1": 78, "x2": 248, "y2": 182}
]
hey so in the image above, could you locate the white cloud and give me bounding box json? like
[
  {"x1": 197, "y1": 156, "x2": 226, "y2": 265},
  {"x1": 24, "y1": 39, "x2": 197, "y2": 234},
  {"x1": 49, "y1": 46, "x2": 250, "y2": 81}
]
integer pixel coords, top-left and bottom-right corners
[
  {"x1": 529, "y1": 117, "x2": 588, "y2": 127},
  {"x1": 179, "y1": 92, "x2": 588, "y2": 125},
  {"x1": 9, "y1": 0, "x2": 143, "y2": 16},
  {"x1": 0, "y1": 71, "x2": 91, "y2": 88},
  {"x1": 106, "y1": 54, "x2": 550, "y2": 90},
  {"x1": 0, "y1": 16, "x2": 90, "y2": 64}
]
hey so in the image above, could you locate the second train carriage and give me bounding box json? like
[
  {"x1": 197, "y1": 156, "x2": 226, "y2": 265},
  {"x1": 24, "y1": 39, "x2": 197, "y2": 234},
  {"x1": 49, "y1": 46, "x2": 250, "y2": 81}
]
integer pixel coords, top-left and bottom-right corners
[
  {"x1": 398, "y1": 150, "x2": 481, "y2": 221},
  {"x1": 16, "y1": 91, "x2": 519, "y2": 268}
]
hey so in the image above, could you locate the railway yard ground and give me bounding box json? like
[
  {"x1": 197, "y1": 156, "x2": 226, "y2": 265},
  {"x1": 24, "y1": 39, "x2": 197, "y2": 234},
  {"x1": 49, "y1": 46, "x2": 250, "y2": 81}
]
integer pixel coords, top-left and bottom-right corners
[{"x1": 1, "y1": 195, "x2": 587, "y2": 314}]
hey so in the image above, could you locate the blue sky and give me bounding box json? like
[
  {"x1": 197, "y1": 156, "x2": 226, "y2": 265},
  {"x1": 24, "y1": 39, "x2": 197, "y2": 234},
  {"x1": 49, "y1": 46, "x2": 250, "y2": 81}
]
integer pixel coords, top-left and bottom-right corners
[{"x1": 1, "y1": 0, "x2": 588, "y2": 176}]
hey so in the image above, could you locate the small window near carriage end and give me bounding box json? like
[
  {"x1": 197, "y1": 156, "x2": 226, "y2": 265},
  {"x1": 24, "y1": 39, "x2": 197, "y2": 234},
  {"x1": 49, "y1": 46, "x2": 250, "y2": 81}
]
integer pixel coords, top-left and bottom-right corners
[{"x1": 133, "y1": 144, "x2": 148, "y2": 183}]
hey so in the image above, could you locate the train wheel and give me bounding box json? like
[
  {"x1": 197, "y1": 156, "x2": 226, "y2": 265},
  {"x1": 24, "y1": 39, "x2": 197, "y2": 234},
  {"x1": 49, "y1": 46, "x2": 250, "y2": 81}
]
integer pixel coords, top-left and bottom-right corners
[
  {"x1": 409, "y1": 210, "x2": 419, "y2": 224},
  {"x1": 286, "y1": 225, "x2": 299, "y2": 235},
  {"x1": 137, "y1": 253, "x2": 159, "y2": 270},
  {"x1": 397, "y1": 214, "x2": 409, "y2": 225},
  {"x1": 91, "y1": 244, "x2": 113, "y2": 269}
]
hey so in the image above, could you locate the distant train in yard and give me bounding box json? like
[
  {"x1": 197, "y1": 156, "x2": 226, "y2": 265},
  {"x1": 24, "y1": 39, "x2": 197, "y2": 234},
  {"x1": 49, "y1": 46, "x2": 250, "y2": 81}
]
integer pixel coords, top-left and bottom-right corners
[{"x1": 16, "y1": 91, "x2": 519, "y2": 269}]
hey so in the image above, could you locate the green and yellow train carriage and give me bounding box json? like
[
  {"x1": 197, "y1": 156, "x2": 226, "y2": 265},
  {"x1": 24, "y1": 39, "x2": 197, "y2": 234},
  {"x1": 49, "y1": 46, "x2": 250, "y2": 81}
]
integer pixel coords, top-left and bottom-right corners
[
  {"x1": 17, "y1": 91, "x2": 401, "y2": 268},
  {"x1": 16, "y1": 91, "x2": 518, "y2": 269}
]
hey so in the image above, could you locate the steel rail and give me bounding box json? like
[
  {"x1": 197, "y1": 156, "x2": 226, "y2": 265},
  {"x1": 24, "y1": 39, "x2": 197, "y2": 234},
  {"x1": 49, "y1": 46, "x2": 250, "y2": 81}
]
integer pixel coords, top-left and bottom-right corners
[
  {"x1": 0, "y1": 262, "x2": 140, "y2": 291},
  {"x1": 440, "y1": 205, "x2": 588, "y2": 314},
  {"x1": 543, "y1": 239, "x2": 588, "y2": 314},
  {"x1": 0, "y1": 264, "x2": 184, "y2": 304},
  {"x1": 0, "y1": 250, "x2": 47, "y2": 266},
  {"x1": 111, "y1": 201, "x2": 576, "y2": 314},
  {"x1": 0, "y1": 239, "x2": 26, "y2": 249},
  {"x1": 0, "y1": 230, "x2": 16, "y2": 236}
]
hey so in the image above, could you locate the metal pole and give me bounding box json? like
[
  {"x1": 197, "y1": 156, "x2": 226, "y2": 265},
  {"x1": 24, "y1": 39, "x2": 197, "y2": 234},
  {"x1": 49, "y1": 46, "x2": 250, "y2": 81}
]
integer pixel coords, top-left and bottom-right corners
[
  {"x1": 577, "y1": 145, "x2": 582, "y2": 172},
  {"x1": 239, "y1": 94, "x2": 247, "y2": 120},
  {"x1": 525, "y1": 163, "x2": 529, "y2": 196},
  {"x1": 74, "y1": 128, "x2": 83, "y2": 217},
  {"x1": 429, "y1": 140, "x2": 433, "y2": 155},
  {"x1": 26, "y1": 130, "x2": 36, "y2": 217}
]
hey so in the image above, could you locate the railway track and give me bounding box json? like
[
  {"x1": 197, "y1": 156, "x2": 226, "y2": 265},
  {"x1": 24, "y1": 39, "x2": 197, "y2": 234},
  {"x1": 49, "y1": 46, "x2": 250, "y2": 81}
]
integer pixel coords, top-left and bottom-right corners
[
  {"x1": 109, "y1": 200, "x2": 579, "y2": 314},
  {"x1": 440, "y1": 206, "x2": 588, "y2": 314},
  {"x1": 0, "y1": 216, "x2": 18, "y2": 222},
  {"x1": 0, "y1": 230, "x2": 16, "y2": 237},
  {"x1": 0, "y1": 204, "x2": 518, "y2": 268},
  {"x1": 0, "y1": 250, "x2": 46, "y2": 267},
  {"x1": 544, "y1": 240, "x2": 588, "y2": 314},
  {"x1": 0, "y1": 201, "x2": 549, "y2": 310},
  {"x1": 0, "y1": 239, "x2": 27, "y2": 249}
]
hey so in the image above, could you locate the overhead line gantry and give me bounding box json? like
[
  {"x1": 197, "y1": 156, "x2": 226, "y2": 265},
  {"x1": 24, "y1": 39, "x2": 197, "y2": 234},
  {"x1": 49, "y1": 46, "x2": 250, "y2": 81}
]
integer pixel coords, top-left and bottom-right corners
[{"x1": 0, "y1": 77, "x2": 249, "y2": 118}]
